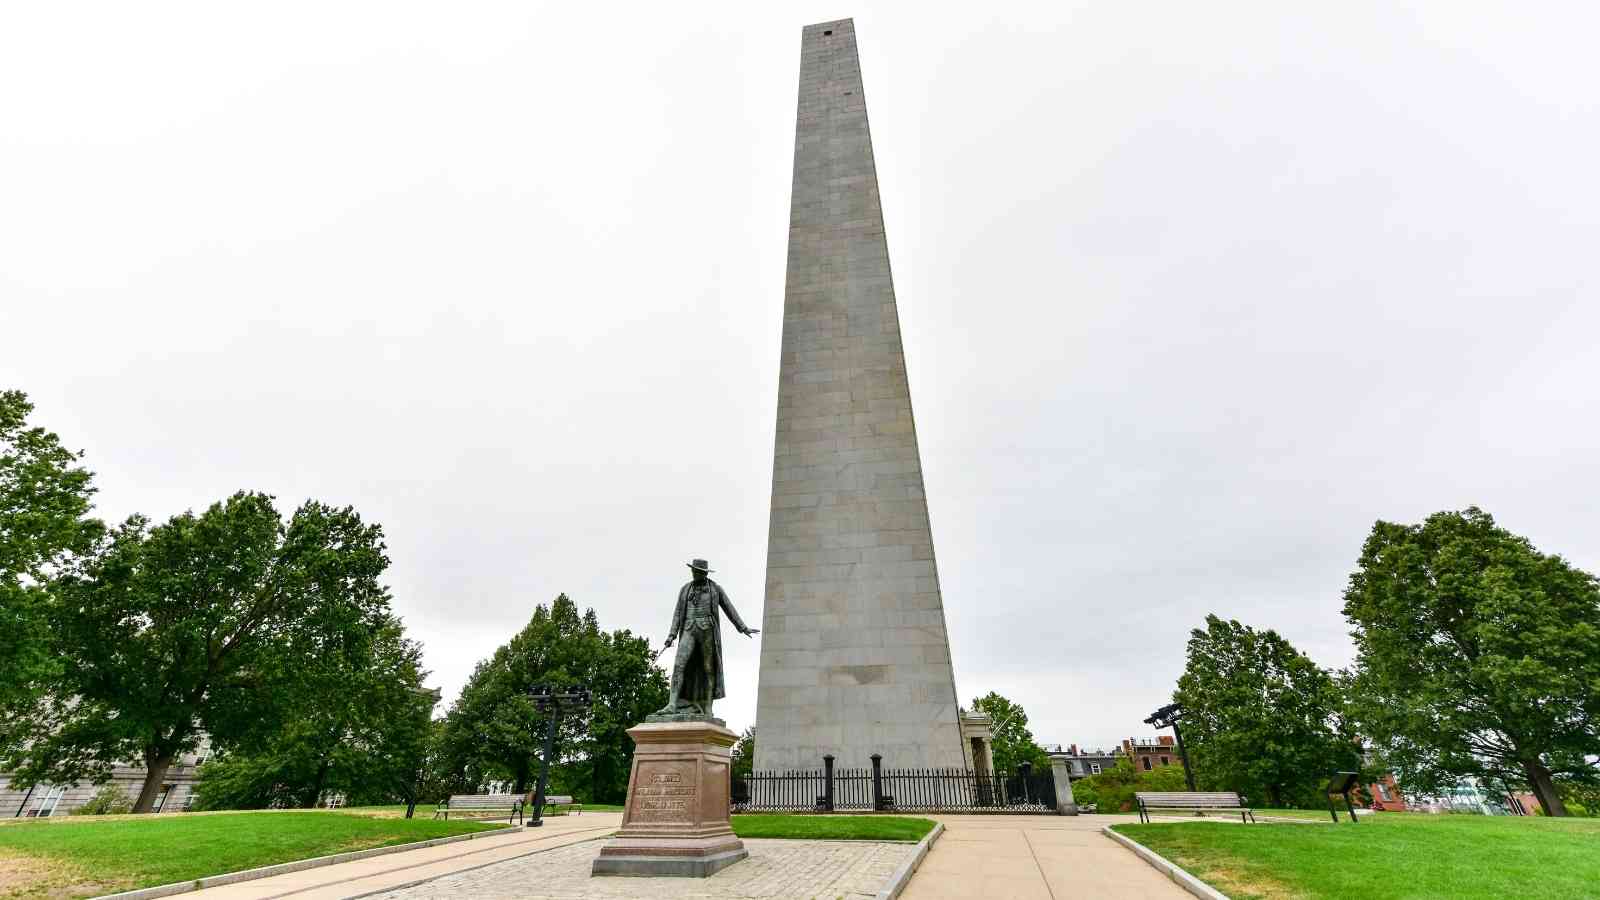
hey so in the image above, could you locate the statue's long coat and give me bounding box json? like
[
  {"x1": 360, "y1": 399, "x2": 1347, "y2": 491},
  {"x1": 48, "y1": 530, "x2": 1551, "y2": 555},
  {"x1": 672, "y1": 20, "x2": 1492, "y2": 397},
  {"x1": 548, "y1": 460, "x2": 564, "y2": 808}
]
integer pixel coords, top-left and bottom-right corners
[{"x1": 668, "y1": 578, "x2": 751, "y2": 703}]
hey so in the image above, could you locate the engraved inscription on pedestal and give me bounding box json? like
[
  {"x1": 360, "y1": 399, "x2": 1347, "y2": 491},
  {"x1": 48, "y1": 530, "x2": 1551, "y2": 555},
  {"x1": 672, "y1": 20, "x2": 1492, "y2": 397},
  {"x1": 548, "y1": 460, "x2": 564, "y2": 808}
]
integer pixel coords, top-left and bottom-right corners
[{"x1": 632, "y1": 766, "x2": 697, "y2": 821}]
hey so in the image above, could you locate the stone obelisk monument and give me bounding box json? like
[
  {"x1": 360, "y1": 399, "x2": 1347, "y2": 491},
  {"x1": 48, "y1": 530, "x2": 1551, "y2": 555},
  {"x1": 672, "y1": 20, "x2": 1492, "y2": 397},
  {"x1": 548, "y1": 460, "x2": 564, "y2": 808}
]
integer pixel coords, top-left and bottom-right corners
[{"x1": 754, "y1": 19, "x2": 965, "y2": 772}]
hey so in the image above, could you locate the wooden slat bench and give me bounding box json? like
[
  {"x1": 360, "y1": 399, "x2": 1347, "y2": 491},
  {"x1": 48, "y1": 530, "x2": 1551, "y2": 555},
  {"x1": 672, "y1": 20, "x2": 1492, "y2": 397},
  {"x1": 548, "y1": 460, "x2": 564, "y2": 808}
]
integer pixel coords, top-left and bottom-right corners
[
  {"x1": 1135, "y1": 791, "x2": 1255, "y2": 824},
  {"x1": 535, "y1": 794, "x2": 582, "y2": 815},
  {"x1": 434, "y1": 793, "x2": 525, "y2": 824}
]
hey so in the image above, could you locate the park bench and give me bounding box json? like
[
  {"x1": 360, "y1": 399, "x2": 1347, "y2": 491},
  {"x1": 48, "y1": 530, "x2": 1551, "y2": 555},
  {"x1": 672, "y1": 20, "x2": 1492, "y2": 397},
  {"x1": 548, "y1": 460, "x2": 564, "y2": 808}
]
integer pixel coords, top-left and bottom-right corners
[
  {"x1": 1135, "y1": 791, "x2": 1255, "y2": 824},
  {"x1": 434, "y1": 793, "x2": 525, "y2": 824},
  {"x1": 533, "y1": 794, "x2": 582, "y2": 815}
]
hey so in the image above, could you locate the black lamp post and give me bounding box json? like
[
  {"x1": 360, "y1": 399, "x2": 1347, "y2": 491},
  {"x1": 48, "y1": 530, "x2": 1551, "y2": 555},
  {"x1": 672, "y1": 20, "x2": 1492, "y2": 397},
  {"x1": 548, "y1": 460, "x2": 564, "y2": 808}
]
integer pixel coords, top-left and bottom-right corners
[
  {"x1": 527, "y1": 683, "x2": 592, "y2": 827},
  {"x1": 1143, "y1": 703, "x2": 1197, "y2": 792}
]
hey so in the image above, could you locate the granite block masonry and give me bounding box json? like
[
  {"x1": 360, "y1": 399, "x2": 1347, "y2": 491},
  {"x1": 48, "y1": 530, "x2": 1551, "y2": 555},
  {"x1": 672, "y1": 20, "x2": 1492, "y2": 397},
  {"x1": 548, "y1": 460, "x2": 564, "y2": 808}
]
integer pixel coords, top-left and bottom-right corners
[{"x1": 753, "y1": 18, "x2": 966, "y2": 773}]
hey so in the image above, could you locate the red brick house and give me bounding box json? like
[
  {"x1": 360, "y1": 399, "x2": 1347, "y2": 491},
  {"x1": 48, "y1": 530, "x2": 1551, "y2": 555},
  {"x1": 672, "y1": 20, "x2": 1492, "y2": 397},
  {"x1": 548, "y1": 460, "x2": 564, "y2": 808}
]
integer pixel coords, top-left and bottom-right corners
[
  {"x1": 1122, "y1": 736, "x2": 1182, "y2": 772},
  {"x1": 1366, "y1": 772, "x2": 1407, "y2": 811}
]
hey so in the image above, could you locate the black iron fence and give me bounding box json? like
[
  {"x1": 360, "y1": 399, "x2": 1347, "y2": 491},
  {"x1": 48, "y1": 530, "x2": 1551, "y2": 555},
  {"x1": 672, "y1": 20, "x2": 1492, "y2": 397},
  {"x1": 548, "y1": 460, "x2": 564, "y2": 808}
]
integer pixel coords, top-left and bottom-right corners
[{"x1": 734, "y1": 754, "x2": 1058, "y2": 813}]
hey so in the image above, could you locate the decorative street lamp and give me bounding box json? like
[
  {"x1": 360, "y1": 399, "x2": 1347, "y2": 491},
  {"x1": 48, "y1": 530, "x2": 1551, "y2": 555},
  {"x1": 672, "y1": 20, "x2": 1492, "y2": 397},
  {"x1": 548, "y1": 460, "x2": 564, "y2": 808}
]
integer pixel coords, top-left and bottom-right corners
[
  {"x1": 1143, "y1": 702, "x2": 1197, "y2": 792},
  {"x1": 528, "y1": 683, "x2": 593, "y2": 827}
]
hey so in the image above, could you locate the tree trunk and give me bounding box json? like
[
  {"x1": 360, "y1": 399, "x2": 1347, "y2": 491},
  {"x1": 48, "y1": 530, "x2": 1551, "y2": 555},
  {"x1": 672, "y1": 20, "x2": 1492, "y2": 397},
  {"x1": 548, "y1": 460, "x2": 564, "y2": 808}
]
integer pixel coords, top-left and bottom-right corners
[
  {"x1": 513, "y1": 761, "x2": 529, "y2": 796},
  {"x1": 134, "y1": 750, "x2": 175, "y2": 814},
  {"x1": 1522, "y1": 760, "x2": 1568, "y2": 817}
]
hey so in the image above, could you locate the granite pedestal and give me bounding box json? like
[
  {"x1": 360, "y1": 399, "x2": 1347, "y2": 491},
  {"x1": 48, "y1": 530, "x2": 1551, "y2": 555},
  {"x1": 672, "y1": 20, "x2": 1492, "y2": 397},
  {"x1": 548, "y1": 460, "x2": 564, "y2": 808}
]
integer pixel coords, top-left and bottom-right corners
[{"x1": 590, "y1": 720, "x2": 748, "y2": 877}]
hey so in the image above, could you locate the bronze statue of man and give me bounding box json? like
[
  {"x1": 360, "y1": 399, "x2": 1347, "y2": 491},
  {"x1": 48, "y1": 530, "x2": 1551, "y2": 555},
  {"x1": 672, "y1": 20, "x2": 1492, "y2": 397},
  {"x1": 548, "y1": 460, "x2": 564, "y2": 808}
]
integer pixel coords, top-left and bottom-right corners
[{"x1": 654, "y1": 559, "x2": 758, "y2": 719}]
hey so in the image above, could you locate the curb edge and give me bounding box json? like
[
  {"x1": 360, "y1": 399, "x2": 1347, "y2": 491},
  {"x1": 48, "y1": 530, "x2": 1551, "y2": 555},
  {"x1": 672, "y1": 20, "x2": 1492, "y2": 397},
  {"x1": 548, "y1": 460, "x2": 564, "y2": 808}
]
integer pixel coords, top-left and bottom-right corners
[
  {"x1": 875, "y1": 821, "x2": 945, "y2": 900},
  {"x1": 1102, "y1": 825, "x2": 1229, "y2": 900}
]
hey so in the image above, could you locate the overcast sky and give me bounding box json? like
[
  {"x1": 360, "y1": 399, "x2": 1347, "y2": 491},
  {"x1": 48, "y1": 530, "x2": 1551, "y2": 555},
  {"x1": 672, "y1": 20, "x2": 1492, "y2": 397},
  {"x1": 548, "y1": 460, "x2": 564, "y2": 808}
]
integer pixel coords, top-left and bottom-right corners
[{"x1": 4, "y1": 1, "x2": 1598, "y2": 752}]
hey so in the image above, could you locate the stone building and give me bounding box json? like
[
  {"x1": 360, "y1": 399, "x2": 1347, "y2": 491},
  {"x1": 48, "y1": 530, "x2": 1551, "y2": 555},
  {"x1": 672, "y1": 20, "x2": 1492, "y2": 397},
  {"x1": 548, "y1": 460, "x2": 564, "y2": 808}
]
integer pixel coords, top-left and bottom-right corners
[
  {"x1": 958, "y1": 710, "x2": 995, "y2": 775},
  {"x1": 1, "y1": 741, "x2": 210, "y2": 817},
  {"x1": 1411, "y1": 778, "x2": 1518, "y2": 815}
]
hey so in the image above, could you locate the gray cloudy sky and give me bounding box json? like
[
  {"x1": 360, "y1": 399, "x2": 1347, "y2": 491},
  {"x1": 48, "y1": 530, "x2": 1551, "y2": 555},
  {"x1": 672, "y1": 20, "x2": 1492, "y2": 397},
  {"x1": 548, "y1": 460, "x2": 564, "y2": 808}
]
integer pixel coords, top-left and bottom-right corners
[{"x1": 5, "y1": 2, "x2": 1598, "y2": 751}]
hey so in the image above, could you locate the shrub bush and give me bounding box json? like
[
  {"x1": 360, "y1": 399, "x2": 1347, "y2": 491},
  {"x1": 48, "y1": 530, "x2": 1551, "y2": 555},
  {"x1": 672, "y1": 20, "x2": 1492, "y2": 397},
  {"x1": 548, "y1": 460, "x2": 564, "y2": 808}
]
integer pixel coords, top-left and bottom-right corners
[
  {"x1": 1071, "y1": 758, "x2": 1189, "y2": 812},
  {"x1": 70, "y1": 785, "x2": 134, "y2": 815}
]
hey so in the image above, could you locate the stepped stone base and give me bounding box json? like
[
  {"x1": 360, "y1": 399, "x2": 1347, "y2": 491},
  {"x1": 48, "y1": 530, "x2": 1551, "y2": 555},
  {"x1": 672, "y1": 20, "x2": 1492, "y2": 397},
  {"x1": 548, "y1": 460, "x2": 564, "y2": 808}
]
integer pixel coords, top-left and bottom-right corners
[{"x1": 590, "y1": 720, "x2": 748, "y2": 878}]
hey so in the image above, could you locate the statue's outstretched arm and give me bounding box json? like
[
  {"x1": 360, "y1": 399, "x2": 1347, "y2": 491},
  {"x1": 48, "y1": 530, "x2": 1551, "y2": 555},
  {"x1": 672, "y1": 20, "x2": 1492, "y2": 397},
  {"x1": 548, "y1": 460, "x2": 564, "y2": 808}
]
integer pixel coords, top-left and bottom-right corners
[{"x1": 720, "y1": 585, "x2": 760, "y2": 636}]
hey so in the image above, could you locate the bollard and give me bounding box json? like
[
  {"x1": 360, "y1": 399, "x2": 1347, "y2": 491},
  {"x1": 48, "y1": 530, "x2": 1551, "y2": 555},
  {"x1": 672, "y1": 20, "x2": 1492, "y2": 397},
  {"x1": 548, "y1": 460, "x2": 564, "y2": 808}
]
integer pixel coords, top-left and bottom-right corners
[
  {"x1": 871, "y1": 754, "x2": 886, "y2": 811},
  {"x1": 823, "y1": 754, "x2": 836, "y2": 812}
]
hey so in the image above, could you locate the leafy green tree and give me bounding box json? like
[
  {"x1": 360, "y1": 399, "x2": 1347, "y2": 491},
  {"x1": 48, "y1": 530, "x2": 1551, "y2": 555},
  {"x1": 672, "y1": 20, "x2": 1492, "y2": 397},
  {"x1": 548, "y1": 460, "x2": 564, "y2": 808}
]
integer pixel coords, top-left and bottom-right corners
[
  {"x1": 0, "y1": 391, "x2": 102, "y2": 745},
  {"x1": 1173, "y1": 615, "x2": 1362, "y2": 807},
  {"x1": 1343, "y1": 508, "x2": 1600, "y2": 817},
  {"x1": 413, "y1": 719, "x2": 472, "y2": 805},
  {"x1": 437, "y1": 595, "x2": 667, "y2": 802},
  {"x1": 731, "y1": 726, "x2": 755, "y2": 781},
  {"x1": 4, "y1": 491, "x2": 393, "y2": 812},
  {"x1": 579, "y1": 626, "x2": 670, "y2": 802},
  {"x1": 970, "y1": 692, "x2": 1051, "y2": 773},
  {"x1": 193, "y1": 619, "x2": 437, "y2": 809},
  {"x1": 1558, "y1": 782, "x2": 1600, "y2": 818}
]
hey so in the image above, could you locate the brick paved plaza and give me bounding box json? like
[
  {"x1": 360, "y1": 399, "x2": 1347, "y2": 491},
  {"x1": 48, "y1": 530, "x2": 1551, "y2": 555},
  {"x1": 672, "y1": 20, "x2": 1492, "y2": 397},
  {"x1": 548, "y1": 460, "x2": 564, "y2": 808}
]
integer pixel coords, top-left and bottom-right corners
[{"x1": 371, "y1": 837, "x2": 913, "y2": 899}]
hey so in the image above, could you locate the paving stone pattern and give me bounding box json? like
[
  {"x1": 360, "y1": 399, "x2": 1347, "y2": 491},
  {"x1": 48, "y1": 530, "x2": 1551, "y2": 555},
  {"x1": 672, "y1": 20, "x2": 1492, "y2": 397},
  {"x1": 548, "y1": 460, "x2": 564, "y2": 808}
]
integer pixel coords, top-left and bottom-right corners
[
  {"x1": 372, "y1": 838, "x2": 913, "y2": 899},
  {"x1": 754, "y1": 17, "x2": 966, "y2": 774}
]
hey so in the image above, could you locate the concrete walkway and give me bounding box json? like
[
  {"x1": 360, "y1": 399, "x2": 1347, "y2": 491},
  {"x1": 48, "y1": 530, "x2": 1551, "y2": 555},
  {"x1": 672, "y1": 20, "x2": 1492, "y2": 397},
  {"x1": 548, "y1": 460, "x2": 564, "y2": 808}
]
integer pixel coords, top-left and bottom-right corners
[
  {"x1": 184, "y1": 813, "x2": 623, "y2": 900},
  {"x1": 901, "y1": 815, "x2": 1191, "y2": 900}
]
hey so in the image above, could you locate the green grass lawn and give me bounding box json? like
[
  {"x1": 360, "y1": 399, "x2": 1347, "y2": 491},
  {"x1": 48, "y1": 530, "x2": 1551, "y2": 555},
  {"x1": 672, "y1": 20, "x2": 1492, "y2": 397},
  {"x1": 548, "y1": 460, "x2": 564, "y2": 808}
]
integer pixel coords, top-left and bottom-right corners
[
  {"x1": 1115, "y1": 813, "x2": 1600, "y2": 900},
  {"x1": 0, "y1": 811, "x2": 505, "y2": 899},
  {"x1": 731, "y1": 814, "x2": 935, "y2": 842},
  {"x1": 336, "y1": 804, "x2": 414, "y2": 817},
  {"x1": 1249, "y1": 807, "x2": 1354, "y2": 822},
  {"x1": 339, "y1": 801, "x2": 622, "y2": 818}
]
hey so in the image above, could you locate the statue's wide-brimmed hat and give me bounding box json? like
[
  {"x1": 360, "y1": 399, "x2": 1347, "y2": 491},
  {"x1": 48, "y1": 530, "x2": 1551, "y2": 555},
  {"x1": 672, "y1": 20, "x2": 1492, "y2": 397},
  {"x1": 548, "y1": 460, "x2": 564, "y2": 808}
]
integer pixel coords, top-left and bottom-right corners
[{"x1": 687, "y1": 559, "x2": 713, "y2": 573}]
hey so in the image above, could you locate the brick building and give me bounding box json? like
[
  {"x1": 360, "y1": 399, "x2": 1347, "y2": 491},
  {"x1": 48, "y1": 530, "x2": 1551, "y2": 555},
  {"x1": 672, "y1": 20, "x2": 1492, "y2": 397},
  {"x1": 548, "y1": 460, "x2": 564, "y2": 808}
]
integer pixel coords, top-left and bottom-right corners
[
  {"x1": 1366, "y1": 772, "x2": 1408, "y2": 811},
  {"x1": 1123, "y1": 736, "x2": 1182, "y2": 772}
]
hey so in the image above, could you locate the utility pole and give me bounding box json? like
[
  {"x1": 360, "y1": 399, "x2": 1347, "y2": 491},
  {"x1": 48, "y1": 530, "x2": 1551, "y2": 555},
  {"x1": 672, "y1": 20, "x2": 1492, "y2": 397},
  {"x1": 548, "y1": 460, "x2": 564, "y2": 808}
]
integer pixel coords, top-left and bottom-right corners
[
  {"x1": 1144, "y1": 703, "x2": 1197, "y2": 792},
  {"x1": 528, "y1": 684, "x2": 592, "y2": 827}
]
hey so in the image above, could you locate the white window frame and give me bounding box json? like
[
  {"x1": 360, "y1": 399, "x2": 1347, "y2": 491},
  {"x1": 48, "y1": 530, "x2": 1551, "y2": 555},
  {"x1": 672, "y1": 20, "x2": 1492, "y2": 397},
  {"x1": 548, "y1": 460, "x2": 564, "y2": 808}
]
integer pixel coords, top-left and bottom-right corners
[
  {"x1": 1090, "y1": 763, "x2": 1102, "y2": 774},
  {"x1": 31, "y1": 785, "x2": 66, "y2": 817},
  {"x1": 152, "y1": 785, "x2": 172, "y2": 813}
]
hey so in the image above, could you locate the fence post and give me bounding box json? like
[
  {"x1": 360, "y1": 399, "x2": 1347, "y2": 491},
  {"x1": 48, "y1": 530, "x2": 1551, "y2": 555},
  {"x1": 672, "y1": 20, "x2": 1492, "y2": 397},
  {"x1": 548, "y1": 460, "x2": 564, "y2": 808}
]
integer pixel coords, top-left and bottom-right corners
[
  {"x1": 1020, "y1": 761, "x2": 1033, "y2": 806},
  {"x1": 823, "y1": 755, "x2": 836, "y2": 812},
  {"x1": 871, "y1": 754, "x2": 885, "y2": 811}
]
